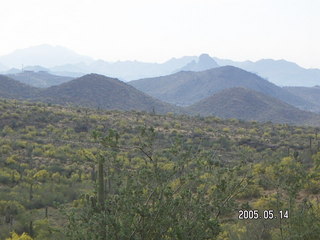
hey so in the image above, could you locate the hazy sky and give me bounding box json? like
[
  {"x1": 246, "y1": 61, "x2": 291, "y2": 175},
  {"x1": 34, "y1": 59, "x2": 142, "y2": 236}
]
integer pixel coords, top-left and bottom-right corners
[{"x1": 0, "y1": 0, "x2": 319, "y2": 68}]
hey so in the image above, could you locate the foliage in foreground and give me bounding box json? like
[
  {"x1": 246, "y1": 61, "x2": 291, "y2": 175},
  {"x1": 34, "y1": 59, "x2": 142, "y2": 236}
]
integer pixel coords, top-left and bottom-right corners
[{"x1": 0, "y1": 99, "x2": 320, "y2": 239}]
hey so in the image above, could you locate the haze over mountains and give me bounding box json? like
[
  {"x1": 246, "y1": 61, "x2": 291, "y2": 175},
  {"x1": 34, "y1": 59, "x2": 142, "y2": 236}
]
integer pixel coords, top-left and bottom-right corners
[
  {"x1": 0, "y1": 63, "x2": 7, "y2": 72},
  {"x1": 0, "y1": 44, "x2": 93, "y2": 68},
  {"x1": 214, "y1": 58, "x2": 320, "y2": 87},
  {"x1": 0, "y1": 45, "x2": 196, "y2": 80},
  {"x1": 7, "y1": 71, "x2": 74, "y2": 88},
  {"x1": 1, "y1": 45, "x2": 320, "y2": 86}
]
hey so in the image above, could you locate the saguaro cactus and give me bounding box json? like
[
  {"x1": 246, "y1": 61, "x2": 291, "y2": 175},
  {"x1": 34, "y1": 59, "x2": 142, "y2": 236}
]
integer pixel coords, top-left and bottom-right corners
[{"x1": 97, "y1": 159, "x2": 105, "y2": 209}]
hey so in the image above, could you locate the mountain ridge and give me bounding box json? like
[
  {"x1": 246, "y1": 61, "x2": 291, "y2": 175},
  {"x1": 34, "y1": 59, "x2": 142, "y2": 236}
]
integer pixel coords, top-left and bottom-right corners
[
  {"x1": 129, "y1": 66, "x2": 315, "y2": 111},
  {"x1": 178, "y1": 54, "x2": 219, "y2": 72},
  {"x1": 0, "y1": 73, "x2": 181, "y2": 114},
  {"x1": 187, "y1": 87, "x2": 320, "y2": 125},
  {"x1": 1, "y1": 45, "x2": 320, "y2": 86},
  {"x1": 0, "y1": 74, "x2": 39, "y2": 99},
  {"x1": 284, "y1": 86, "x2": 320, "y2": 112},
  {"x1": 213, "y1": 58, "x2": 320, "y2": 87},
  {"x1": 1, "y1": 73, "x2": 320, "y2": 126}
]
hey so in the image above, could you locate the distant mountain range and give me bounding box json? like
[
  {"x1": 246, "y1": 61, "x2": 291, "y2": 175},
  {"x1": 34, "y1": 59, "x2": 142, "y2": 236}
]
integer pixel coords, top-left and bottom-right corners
[
  {"x1": 187, "y1": 87, "x2": 320, "y2": 125},
  {"x1": 52, "y1": 57, "x2": 199, "y2": 81},
  {"x1": 129, "y1": 66, "x2": 315, "y2": 111},
  {"x1": 0, "y1": 45, "x2": 197, "y2": 80},
  {"x1": 1, "y1": 45, "x2": 320, "y2": 86},
  {"x1": 213, "y1": 58, "x2": 320, "y2": 87},
  {"x1": 1, "y1": 45, "x2": 320, "y2": 125},
  {"x1": 7, "y1": 71, "x2": 74, "y2": 88}
]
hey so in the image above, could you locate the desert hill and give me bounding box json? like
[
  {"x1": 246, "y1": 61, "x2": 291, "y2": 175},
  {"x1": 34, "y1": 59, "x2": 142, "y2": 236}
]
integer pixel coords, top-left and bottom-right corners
[
  {"x1": 187, "y1": 87, "x2": 320, "y2": 125},
  {"x1": 0, "y1": 75, "x2": 39, "y2": 99},
  {"x1": 284, "y1": 86, "x2": 320, "y2": 112},
  {"x1": 37, "y1": 74, "x2": 181, "y2": 114}
]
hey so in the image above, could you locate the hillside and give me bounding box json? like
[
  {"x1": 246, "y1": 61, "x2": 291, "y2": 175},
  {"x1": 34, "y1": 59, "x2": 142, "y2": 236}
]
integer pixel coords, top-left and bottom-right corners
[
  {"x1": 187, "y1": 87, "x2": 320, "y2": 125},
  {"x1": 284, "y1": 86, "x2": 320, "y2": 112},
  {"x1": 129, "y1": 66, "x2": 313, "y2": 110},
  {"x1": 0, "y1": 73, "x2": 181, "y2": 114},
  {"x1": 37, "y1": 73, "x2": 181, "y2": 114},
  {"x1": 0, "y1": 74, "x2": 39, "y2": 99},
  {"x1": 7, "y1": 70, "x2": 74, "y2": 88}
]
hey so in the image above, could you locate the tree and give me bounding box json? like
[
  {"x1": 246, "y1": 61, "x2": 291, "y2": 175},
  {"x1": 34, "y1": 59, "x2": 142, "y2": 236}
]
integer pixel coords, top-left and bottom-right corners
[{"x1": 65, "y1": 127, "x2": 248, "y2": 239}]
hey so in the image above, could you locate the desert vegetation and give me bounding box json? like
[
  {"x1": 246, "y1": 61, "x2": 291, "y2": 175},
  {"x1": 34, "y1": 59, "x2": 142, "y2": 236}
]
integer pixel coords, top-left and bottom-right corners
[{"x1": 1, "y1": 98, "x2": 320, "y2": 239}]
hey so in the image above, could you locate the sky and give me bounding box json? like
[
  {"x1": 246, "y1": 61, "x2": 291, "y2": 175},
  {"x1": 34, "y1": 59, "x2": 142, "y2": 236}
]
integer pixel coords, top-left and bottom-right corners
[{"x1": 0, "y1": 0, "x2": 319, "y2": 68}]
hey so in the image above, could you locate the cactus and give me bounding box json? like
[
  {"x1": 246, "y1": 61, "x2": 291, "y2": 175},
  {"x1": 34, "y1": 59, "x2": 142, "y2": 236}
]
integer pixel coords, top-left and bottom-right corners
[
  {"x1": 29, "y1": 183, "x2": 33, "y2": 201},
  {"x1": 90, "y1": 195, "x2": 97, "y2": 210},
  {"x1": 29, "y1": 221, "x2": 34, "y2": 237},
  {"x1": 97, "y1": 159, "x2": 105, "y2": 209},
  {"x1": 91, "y1": 165, "x2": 96, "y2": 182},
  {"x1": 309, "y1": 136, "x2": 313, "y2": 150}
]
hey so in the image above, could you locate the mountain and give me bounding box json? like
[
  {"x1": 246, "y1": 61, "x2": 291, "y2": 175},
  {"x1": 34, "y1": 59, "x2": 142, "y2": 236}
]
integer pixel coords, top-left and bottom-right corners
[
  {"x1": 0, "y1": 45, "x2": 199, "y2": 81},
  {"x1": 0, "y1": 75, "x2": 39, "y2": 99},
  {"x1": 0, "y1": 45, "x2": 93, "y2": 68},
  {"x1": 213, "y1": 58, "x2": 320, "y2": 87},
  {"x1": 2, "y1": 68, "x2": 21, "y2": 74},
  {"x1": 187, "y1": 87, "x2": 320, "y2": 125},
  {"x1": 7, "y1": 71, "x2": 74, "y2": 88},
  {"x1": 23, "y1": 65, "x2": 50, "y2": 72},
  {"x1": 129, "y1": 66, "x2": 314, "y2": 110},
  {"x1": 178, "y1": 54, "x2": 219, "y2": 72},
  {"x1": 37, "y1": 74, "x2": 181, "y2": 114},
  {"x1": 1, "y1": 73, "x2": 319, "y2": 126},
  {"x1": 2, "y1": 45, "x2": 320, "y2": 86},
  {"x1": 51, "y1": 56, "x2": 197, "y2": 81},
  {"x1": 50, "y1": 71, "x2": 85, "y2": 78},
  {"x1": 0, "y1": 73, "x2": 181, "y2": 114},
  {"x1": 55, "y1": 56, "x2": 319, "y2": 85},
  {"x1": 284, "y1": 86, "x2": 320, "y2": 112}
]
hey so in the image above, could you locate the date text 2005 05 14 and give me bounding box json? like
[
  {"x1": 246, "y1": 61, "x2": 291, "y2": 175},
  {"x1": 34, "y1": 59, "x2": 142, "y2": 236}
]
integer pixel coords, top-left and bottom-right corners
[{"x1": 238, "y1": 209, "x2": 289, "y2": 220}]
